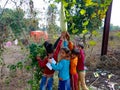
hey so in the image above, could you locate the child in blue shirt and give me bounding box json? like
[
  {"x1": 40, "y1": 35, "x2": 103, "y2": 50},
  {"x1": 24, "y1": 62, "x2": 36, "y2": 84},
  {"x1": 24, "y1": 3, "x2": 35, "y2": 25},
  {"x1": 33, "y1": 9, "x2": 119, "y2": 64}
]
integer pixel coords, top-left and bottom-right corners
[{"x1": 48, "y1": 47, "x2": 70, "y2": 90}]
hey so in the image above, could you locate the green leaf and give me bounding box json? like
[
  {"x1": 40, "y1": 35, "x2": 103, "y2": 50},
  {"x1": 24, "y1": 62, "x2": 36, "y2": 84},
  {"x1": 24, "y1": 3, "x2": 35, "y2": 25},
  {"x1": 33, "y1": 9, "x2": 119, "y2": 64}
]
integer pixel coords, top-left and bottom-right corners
[
  {"x1": 27, "y1": 79, "x2": 33, "y2": 85},
  {"x1": 71, "y1": 23, "x2": 75, "y2": 29},
  {"x1": 72, "y1": 29, "x2": 79, "y2": 34},
  {"x1": 82, "y1": 20, "x2": 89, "y2": 26},
  {"x1": 89, "y1": 40, "x2": 96, "y2": 46},
  {"x1": 63, "y1": 1, "x2": 68, "y2": 7},
  {"x1": 25, "y1": 65, "x2": 31, "y2": 71},
  {"x1": 91, "y1": 13, "x2": 96, "y2": 18},
  {"x1": 9, "y1": 65, "x2": 17, "y2": 71},
  {"x1": 82, "y1": 29, "x2": 88, "y2": 34},
  {"x1": 84, "y1": 0, "x2": 94, "y2": 6},
  {"x1": 80, "y1": 9, "x2": 86, "y2": 15},
  {"x1": 73, "y1": 0, "x2": 76, "y2": 4},
  {"x1": 55, "y1": 0, "x2": 61, "y2": 3},
  {"x1": 92, "y1": 30, "x2": 99, "y2": 36},
  {"x1": 16, "y1": 62, "x2": 23, "y2": 69}
]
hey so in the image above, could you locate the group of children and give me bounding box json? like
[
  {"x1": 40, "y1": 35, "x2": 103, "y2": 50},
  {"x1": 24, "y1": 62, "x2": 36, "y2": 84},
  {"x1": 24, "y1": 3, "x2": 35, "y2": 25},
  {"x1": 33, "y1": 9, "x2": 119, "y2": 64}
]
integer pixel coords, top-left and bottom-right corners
[{"x1": 36, "y1": 31, "x2": 89, "y2": 90}]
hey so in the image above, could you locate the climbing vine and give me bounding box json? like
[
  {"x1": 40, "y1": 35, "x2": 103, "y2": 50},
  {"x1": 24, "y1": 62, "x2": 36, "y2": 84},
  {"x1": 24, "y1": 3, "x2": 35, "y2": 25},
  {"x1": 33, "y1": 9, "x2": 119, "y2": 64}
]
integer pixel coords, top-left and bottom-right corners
[
  {"x1": 7, "y1": 43, "x2": 46, "y2": 90},
  {"x1": 27, "y1": 43, "x2": 46, "y2": 90}
]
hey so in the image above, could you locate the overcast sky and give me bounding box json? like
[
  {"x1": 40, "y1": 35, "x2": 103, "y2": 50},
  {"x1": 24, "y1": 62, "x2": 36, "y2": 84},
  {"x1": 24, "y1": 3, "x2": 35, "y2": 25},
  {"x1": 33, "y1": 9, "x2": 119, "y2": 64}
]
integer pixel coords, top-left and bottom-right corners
[
  {"x1": 110, "y1": 0, "x2": 120, "y2": 26},
  {"x1": 0, "y1": 0, "x2": 120, "y2": 26}
]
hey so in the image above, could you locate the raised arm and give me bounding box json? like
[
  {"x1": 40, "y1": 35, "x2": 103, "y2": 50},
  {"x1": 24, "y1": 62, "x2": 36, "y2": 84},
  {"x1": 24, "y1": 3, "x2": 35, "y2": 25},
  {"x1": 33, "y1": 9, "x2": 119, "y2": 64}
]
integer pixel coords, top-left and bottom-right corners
[
  {"x1": 53, "y1": 38, "x2": 62, "y2": 61},
  {"x1": 68, "y1": 41, "x2": 74, "y2": 50},
  {"x1": 53, "y1": 37, "x2": 61, "y2": 49}
]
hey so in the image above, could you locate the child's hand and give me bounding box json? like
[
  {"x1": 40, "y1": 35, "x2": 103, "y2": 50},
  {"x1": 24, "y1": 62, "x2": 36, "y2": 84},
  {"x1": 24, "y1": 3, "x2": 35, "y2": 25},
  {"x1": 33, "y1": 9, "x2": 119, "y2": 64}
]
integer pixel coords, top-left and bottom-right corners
[
  {"x1": 66, "y1": 32, "x2": 70, "y2": 41},
  {"x1": 36, "y1": 56, "x2": 41, "y2": 60},
  {"x1": 61, "y1": 31, "x2": 66, "y2": 39},
  {"x1": 48, "y1": 59, "x2": 52, "y2": 63}
]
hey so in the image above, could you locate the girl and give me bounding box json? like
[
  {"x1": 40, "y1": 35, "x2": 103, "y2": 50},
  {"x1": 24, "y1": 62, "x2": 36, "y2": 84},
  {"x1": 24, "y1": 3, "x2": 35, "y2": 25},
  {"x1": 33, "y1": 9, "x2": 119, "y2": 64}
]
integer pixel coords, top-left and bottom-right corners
[
  {"x1": 70, "y1": 48, "x2": 80, "y2": 90},
  {"x1": 48, "y1": 47, "x2": 70, "y2": 90},
  {"x1": 36, "y1": 35, "x2": 63, "y2": 90},
  {"x1": 63, "y1": 35, "x2": 79, "y2": 90}
]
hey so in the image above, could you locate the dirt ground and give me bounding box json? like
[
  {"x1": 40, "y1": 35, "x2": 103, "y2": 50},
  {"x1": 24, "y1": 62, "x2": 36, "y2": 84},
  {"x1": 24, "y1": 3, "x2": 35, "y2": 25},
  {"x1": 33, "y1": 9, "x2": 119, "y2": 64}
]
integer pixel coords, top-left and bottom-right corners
[
  {"x1": 85, "y1": 39, "x2": 120, "y2": 90},
  {"x1": 0, "y1": 45, "x2": 30, "y2": 90},
  {"x1": 0, "y1": 39, "x2": 120, "y2": 90}
]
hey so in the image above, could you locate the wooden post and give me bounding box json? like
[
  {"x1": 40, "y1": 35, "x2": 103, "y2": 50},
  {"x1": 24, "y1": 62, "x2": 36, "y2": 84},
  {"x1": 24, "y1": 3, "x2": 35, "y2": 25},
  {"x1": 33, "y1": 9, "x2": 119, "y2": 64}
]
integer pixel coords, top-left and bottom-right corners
[{"x1": 101, "y1": 1, "x2": 113, "y2": 56}]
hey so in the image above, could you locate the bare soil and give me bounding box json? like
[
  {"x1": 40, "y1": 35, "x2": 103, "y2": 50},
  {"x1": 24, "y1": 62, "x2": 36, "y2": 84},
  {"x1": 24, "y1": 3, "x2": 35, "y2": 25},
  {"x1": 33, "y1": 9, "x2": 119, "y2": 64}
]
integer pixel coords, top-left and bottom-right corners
[
  {"x1": 0, "y1": 41, "x2": 120, "y2": 90},
  {"x1": 0, "y1": 45, "x2": 30, "y2": 90},
  {"x1": 85, "y1": 46, "x2": 120, "y2": 90}
]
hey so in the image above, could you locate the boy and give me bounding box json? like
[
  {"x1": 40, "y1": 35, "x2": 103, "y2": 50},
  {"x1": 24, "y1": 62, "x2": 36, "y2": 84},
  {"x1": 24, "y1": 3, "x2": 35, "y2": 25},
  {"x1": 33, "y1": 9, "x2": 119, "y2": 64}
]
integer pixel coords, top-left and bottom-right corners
[{"x1": 77, "y1": 44, "x2": 88, "y2": 90}]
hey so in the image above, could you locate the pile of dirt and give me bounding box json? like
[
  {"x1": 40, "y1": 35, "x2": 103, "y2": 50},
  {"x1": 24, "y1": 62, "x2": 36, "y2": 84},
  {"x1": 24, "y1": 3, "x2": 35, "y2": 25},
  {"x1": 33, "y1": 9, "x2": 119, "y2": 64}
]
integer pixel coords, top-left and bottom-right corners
[
  {"x1": 97, "y1": 50, "x2": 120, "y2": 75},
  {"x1": 86, "y1": 49, "x2": 120, "y2": 90}
]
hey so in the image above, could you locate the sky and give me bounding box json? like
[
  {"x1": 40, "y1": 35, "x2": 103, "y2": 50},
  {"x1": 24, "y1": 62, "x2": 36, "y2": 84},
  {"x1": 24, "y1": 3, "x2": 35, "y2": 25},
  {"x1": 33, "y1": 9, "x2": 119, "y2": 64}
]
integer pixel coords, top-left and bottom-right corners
[
  {"x1": 0, "y1": 0, "x2": 120, "y2": 26},
  {"x1": 110, "y1": 0, "x2": 120, "y2": 26}
]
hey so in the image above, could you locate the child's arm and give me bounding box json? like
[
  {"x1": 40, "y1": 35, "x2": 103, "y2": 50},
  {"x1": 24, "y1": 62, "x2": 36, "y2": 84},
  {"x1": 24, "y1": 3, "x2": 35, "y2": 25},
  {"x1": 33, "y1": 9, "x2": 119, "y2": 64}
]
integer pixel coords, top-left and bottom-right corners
[
  {"x1": 36, "y1": 56, "x2": 48, "y2": 68},
  {"x1": 51, "y1": 62, "x2": 63, "y2": 71},
  {"x1": 53, "y1": 32, "x2": 67, "y2": 61},
  {"x1": 53, "y1": 38, "x2": 63, "y2": 61},
  {"x1": 53, "y1": 37, "x2": 61, "y2": 49},
  {"x1": 68, "y1": 41, "x2": 74, "y2": 50},
  {"x1": 48, "y1": 59, "x2": 63, "y2": 71},
  {"x1": 63, "y1": 40, "x2": 68, "y2": 48},
  {"x1": 51, "y1": 61, "x2": 63, "y2": 71}
]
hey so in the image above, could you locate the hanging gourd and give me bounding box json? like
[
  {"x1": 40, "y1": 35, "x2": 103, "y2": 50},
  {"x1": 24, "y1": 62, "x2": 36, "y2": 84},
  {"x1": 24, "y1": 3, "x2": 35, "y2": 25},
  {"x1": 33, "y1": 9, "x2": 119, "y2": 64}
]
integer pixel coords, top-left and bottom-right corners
[{"x1": 60, "y1": 0, "x2": 67, "y2": 31}]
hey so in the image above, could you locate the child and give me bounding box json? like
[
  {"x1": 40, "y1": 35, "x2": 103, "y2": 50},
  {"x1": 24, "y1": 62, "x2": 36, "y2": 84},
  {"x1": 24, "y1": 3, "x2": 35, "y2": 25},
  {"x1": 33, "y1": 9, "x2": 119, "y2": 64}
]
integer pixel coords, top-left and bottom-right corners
[
  {"x1": 36, "y1": 35, "x2": 63, "y2": 90},
  {"x1": 48, "y1": 47, "x2": 71, "y2": 90},
  {"x1": 77, "y1": 44, "x2": 89, "y2": 90},
  {"x1": 70, "y1": 48, "x2": 80, "y2": 90},
  {"x1": 63, "y1": 35, "x2": 79, "y2": 90}
]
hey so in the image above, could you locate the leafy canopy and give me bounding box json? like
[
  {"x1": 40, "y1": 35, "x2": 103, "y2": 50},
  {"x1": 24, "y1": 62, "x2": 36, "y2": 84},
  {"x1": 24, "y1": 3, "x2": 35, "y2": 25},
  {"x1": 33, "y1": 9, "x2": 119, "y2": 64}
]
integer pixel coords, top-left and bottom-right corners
[{"x1": 55, "y1": 0, "x2": 112, "y2": 34}]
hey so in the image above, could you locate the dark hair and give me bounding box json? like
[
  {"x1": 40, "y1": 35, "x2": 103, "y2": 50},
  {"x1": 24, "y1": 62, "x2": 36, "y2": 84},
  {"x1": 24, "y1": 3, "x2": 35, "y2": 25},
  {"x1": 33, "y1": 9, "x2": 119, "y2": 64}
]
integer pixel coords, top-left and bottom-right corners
[
  {"x1": 71, "y1": 48, "x2": 80, "y2": 55},
  {"x1": 78, "y1": 43, "x2": 84, "y2": 49},
  {"x1": 43, "y1": 41, "x2": 54, "y2": 54},
  {"x1": 61, "y1": 47, "x2": 70, "y2": 54},
  {"x1": 43, "y1": 41, "x2": 49, "y2": 48}
]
